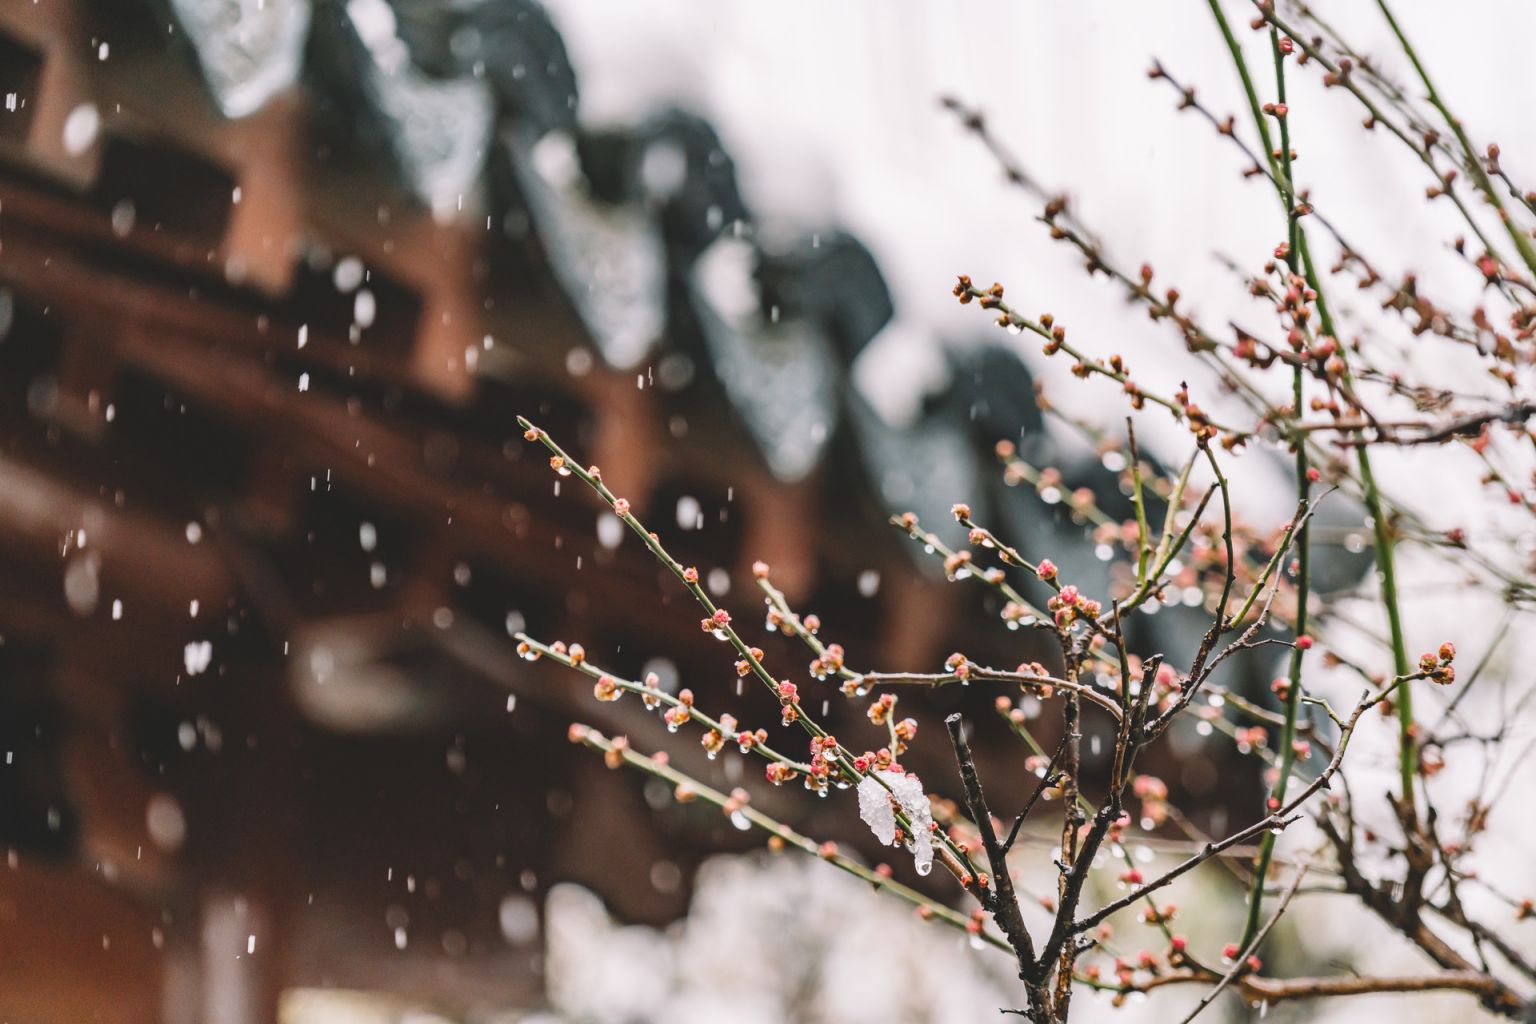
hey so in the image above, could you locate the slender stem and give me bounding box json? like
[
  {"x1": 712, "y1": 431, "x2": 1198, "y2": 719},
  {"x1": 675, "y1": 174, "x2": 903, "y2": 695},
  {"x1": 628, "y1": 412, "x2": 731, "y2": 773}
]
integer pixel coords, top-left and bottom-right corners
[
  {"x1": 516, "y1": 417, "x2": 978, "y2": 871},
  {"x1": 571, "y1": 725, "x2": 1012, "y2": 953},
  {"x1": 945, "y1": 714, "x2": 1038, "y2": 979},
  {"x1": 513, "y1": 634, "x2": 811, "y2": 771},
  {"x1": 1208, "y1": 19, "x2": 1315, "y2": 952},
  {"x1": 1355, "y1": 444, "x2": 1416, "y2": 806},
  {"x1": 1127, "y1": 420, "x2": 1153, "y2": 584},
  {"x1": 1076, "y1": 682, "x2": 1398, "y2": 935},
  {"x1": 1373, "y1": 0, "x2": 1536, "y2": 279}
]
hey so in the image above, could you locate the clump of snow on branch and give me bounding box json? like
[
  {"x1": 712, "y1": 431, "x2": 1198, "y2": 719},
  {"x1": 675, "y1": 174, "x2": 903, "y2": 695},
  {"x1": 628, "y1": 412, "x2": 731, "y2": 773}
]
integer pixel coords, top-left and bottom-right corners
[{"x1": 857, "y1": 770, "x2": 933, "y2": 875}]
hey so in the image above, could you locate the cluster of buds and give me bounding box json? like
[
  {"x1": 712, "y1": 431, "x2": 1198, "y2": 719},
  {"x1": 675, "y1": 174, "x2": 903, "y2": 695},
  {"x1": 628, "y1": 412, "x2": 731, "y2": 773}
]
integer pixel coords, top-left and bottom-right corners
[
  {"x1": 1270, "y1": 675, "x2": 1292, "y2": 701},
  {"x1": 944, "y1": 651, "x2": 973, "y2": 681},
  {"x1": 663, "y1": 688, "x2": 694, "y2": 732},
  {"x1": 764, "y1": 605, "x2": 794, "y2": 635},
  {"x1": 1103, "y1": 810, "x2": 1130, "y2": 845},
  {"x1": 852, "y1": 747, "x2": 899, "y2": 774},
  {"x1": 640, "y1": 671, "x2": 663, "y2": 709},
  {"x1": 735, "y1": 648, "x2": 764, "y2": 676},
  {"x1": 1047, "y1": 584, "x2": 1101, "y2": 628},
  {"x1": 735, "y1": 726, "x2": 769, "y2": 754},
  {"x1": 1018, "y1": 661, "x2": 1054, "y2": 698},
  {"x1": 996, "y1": 695, "x2": 1032, "y2": 729},
  {"x1": 840, "y1": 674, "x2": 873, "y2": 699},
  {"x1": 764, "y1": 763, "x2": 800, "y2": 787},
  {"x1": 1221, "y1": 942, "x2": 1262, "y2": 973},
  {"x1": 721, "y1": 786, "x2": 751, "y2": 819},
  {"x1": 776, "y1": 680, "x2": 802, "y2": 724},
  {"x1": 602, "y1": 735, "x2": 630, "y2": 770},
  {"x1": 806, "y1": 735, "x2": 845, "y2": 793},
  {"x1": 700, "y1": 608, "x2": 731, "y2": 636},
  {"x1": 1235, "y1": 725, "x2": 1268, "y2": 752},
  {"x1": 547, "y1": 641, "x2": 583, "y2": 664},
  {"x1": 809, "y1": 643, "x2": 845, "y2": 680},
  {"x1": 1042, "y1": 319, "x2": 1067, "y2": 356},
  {"x1": 701, "y1": 713, "x2": 739, "y2": 759},
  {"x1": 593, "y1": 675, "x2": 621, "y2": 702},
  {"x1": 1133, "y1": 774, "x2": 1170, "y2": 828},
  {"x1": 867, "y1": 693, "x2": 896, "y2": 726},
  {"x1": 1172, "y1": 383, "x2": 1215, "y2": 440},
  {"x1": 1419, "y1": 642, "x2": 1457, "y2": 684},
  {"x1": 1000, "y1": 601, "x2": 1032, "y2": 628},
  {"x1": 1151, "y1": 662, "x2": 1183, "y2": 707}
]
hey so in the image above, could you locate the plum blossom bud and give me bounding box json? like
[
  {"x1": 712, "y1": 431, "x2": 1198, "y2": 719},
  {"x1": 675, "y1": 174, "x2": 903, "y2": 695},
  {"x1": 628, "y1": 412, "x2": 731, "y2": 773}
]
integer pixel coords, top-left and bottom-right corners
[
  {"x1": 764, "y1": 764, "x2": 798, "y2": 785},
  {"x1": 612, "y1": 497, "x2": 630, "y2": 516},
  {"x1": 950, "y1": 503, "x2": 971, "y2": 521},
  {"x1": 1037, "y1": 559, "x2": 1058, "y2": 581},
  {"x1": 752, "y1": 560, "x2": 770, "y2": 579}
]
